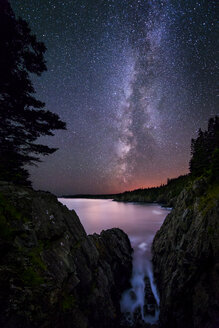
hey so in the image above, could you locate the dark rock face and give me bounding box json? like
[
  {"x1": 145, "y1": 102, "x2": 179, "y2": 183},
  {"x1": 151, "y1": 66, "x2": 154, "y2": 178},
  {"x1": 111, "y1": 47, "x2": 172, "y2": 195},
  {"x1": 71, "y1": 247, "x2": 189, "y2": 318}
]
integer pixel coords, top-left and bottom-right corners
[
  {"x1": 152, "y1": 179, "x2": 219, "y2": 328},
  {"x1": 144, "y1": 277, "x2": 157, "y2": 317},
  {"x1": 0, "y1": 182, "x2": 132, "y2": 328}
]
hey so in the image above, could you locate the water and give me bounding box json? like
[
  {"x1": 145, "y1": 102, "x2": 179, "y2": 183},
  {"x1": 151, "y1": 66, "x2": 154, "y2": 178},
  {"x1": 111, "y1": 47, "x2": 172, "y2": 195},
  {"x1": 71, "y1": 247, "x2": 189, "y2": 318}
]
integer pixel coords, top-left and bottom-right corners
[{"x1": 59, "y1": 198, "x2": 170, "y2": 325}]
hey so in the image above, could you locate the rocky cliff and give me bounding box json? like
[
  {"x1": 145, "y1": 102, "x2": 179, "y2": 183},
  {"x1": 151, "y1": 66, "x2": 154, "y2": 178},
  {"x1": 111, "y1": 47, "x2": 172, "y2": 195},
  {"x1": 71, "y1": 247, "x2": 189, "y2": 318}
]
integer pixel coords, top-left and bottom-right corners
[
  {"x1": 0, "y1": 181, "x2": 132, "y2": 328},
  {"x1": 152, "y1": 178, "x2": 219, "y2": 328}
]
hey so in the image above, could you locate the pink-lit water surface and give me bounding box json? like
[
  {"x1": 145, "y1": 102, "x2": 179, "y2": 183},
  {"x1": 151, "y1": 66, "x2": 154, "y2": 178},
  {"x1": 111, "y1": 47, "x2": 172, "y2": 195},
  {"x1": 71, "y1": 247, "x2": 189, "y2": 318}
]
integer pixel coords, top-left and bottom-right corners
[{"x1": 59, "y1": 198, "x2": 170, "y2": 324}]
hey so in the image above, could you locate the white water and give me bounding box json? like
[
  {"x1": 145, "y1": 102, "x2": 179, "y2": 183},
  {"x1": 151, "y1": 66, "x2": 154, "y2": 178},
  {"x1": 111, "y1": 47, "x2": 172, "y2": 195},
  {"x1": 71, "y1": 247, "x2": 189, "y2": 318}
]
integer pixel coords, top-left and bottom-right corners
[
  {"x1": 59, "y1": 198, "x2": 170, "y2": 325},
  {"x1": 120, "y1": 235, "x2": 160, "y2": 324}
]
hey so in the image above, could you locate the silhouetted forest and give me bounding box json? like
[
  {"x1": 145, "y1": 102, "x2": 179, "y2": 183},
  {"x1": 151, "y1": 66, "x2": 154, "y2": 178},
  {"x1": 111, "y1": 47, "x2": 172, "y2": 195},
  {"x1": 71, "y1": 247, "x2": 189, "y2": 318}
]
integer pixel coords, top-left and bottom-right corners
[
  {"x1": 113, "y1": 116, "x2": 219, "y2": 204},
  {"x1": 63, "y1": 117, "x2": 219, "y2": 203},
  {"x1": 190, "y1": 116, "x2": 219, "y2": 180},
  {"x1": 0, "y1": 0, "x2": 66, "y2": 186},
  {"x1": 113, "y1": 175, "x2": 190, "y2": 205}
]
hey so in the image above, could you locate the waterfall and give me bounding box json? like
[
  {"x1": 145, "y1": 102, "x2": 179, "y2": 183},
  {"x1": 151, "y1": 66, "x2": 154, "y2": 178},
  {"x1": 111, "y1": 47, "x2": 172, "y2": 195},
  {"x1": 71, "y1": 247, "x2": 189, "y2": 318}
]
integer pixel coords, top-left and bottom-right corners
[{"x1": 120, "y1": 235, "x2": 160, "y2": 325}]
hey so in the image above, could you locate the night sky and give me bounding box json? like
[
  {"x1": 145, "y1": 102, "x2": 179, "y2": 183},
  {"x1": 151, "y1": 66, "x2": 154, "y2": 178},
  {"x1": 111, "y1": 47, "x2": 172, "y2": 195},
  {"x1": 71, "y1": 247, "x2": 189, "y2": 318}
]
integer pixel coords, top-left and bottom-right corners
[{"x1": 10, "y1": 0, "x2": 218, "y2": 195}]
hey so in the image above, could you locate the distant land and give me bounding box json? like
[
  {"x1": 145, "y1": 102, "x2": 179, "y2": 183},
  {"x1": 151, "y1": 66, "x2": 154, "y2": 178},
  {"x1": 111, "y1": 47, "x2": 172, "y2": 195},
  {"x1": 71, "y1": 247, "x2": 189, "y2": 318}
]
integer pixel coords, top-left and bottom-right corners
[
  {"x1": 60, "y1": 193, "x2": 116, "y2": 199},
  {"x1": 60, "y1": 174, "x2": 190, "y2": 207}
]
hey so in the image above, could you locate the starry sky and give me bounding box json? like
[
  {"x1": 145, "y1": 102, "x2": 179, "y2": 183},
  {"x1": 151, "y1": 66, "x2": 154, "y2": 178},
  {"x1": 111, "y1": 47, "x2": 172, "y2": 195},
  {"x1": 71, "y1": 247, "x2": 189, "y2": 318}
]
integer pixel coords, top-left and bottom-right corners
[{"x1": 10, "y1": 0, "x2": 218, "y2": 195}]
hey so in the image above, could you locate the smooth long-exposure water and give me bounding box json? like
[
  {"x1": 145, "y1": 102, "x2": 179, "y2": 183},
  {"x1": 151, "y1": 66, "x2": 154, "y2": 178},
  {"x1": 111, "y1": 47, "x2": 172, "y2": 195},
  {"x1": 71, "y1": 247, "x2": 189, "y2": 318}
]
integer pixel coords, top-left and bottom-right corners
[{"x1": 59, "y1": 198, "x2": 170, "y2": 324}]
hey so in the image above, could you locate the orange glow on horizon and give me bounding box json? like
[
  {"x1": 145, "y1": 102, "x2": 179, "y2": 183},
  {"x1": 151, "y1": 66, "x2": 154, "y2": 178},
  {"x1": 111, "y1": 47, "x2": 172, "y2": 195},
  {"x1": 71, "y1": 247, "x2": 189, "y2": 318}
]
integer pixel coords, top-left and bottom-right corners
[{"x1": 110, "y1": 166, "x2": 189, "y2": 194}]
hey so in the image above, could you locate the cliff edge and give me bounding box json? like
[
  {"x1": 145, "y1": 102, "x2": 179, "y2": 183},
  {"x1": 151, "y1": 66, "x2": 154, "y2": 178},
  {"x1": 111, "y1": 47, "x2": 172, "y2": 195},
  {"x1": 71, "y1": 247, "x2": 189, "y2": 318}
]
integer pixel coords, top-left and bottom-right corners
[
  {"x1": 152, "y1": 178, "x2": 219, "y2": 328},
  {"x1": 0, "y1": 181, "x2": 132, "y2": 328}
]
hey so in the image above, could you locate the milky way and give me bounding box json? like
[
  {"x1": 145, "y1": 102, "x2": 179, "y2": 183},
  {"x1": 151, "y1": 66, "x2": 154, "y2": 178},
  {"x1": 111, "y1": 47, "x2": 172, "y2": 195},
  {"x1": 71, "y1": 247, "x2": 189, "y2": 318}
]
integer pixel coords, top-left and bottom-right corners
[{"x1": 11, "y1": 0, "x2": 218, "y2": 195}]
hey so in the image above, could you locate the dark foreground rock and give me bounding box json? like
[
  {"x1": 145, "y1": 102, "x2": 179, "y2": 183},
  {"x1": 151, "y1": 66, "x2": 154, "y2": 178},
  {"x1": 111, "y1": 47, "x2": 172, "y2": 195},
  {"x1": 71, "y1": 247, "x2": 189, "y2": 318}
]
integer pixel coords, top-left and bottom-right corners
[
  {"x1": 0, "y1": 181, "x2": 132, "y2": 328},
  {"x1": 152, "y1": 178, "x2": 219, "y2": 328}
]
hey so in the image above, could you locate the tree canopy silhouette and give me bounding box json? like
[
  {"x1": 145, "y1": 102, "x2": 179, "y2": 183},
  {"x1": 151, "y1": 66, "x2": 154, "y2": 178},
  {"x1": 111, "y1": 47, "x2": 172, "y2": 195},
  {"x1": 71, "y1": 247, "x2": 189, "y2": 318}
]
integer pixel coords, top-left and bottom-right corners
[
  {"x1": 189, "y1": 116, "x2": 219, "y2": 180},
  {"x1": 0, "y1": 0, "x2": 66, "y2": 185}
]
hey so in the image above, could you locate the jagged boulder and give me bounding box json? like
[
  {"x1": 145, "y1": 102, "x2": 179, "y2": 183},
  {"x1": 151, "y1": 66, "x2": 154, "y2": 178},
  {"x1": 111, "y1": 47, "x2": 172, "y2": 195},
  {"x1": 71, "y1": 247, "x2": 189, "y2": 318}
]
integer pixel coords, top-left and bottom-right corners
[
  {"x1": 152, "y1": 179, "x2": 219, "y2": 328},
  {"x1": 0, "y1": 181, "x2": 132, "y2": 328}
]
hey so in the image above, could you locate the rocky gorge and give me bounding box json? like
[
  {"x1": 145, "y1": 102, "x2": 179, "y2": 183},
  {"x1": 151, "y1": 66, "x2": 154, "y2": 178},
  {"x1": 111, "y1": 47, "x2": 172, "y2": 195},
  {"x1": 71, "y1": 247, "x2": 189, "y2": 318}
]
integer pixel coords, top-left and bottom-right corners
[
  {"x1": 0, "y1": 176, "x2": 218, "y2": 328},
  {"x1": 0, "y1": 181, "x2": 132, "y2": 328}
]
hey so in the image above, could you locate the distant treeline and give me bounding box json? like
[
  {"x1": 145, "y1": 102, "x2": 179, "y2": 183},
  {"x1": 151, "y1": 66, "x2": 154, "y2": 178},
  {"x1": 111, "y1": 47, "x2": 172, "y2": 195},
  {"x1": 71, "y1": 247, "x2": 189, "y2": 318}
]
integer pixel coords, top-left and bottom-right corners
[
  {"x1": 113, "y1": 174, "x2": 190, "y2": 206},
  {"x1": 61, "y1": 174, "x2": 190, "y2": 206},
  {"x1": 64, "y1": 116, "x2": 218, "y2": 207},
  {"x1": 114, "y1": 116, "x2": 219, "y2": 205},
  {"x1": 61, "y1": 194, "x2": 115, "y2": 199}
]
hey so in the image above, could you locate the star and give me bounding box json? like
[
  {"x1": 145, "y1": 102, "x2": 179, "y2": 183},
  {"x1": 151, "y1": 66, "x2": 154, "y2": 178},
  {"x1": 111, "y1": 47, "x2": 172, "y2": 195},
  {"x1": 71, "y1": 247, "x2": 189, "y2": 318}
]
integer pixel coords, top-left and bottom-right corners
[{"x1": 10, "y1": 0, "x2": 218, "y2": 194}]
